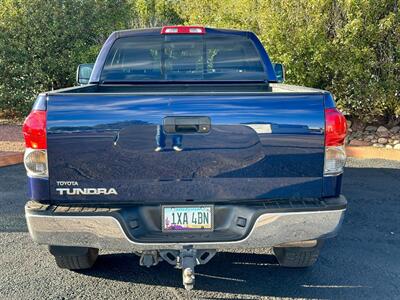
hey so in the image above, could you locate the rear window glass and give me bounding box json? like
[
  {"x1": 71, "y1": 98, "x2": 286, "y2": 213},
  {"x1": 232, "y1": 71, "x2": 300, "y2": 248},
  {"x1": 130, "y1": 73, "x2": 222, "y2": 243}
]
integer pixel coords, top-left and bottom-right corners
[{"x1": 100, "y1": 33, "x2": 266, "y2": 82}]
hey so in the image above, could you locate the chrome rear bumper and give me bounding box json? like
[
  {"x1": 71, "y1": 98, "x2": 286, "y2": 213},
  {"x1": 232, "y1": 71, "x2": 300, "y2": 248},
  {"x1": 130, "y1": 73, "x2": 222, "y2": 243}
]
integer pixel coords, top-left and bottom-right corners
[{"x1": 25, "y1": 202, "x2": 345, "y2": 251}]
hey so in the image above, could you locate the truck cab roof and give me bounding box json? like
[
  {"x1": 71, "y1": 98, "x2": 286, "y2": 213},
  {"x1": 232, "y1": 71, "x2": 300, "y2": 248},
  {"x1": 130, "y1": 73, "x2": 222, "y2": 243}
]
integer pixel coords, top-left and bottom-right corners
[
  {"x1": 89, "y1": 27, "x2": 278, "y2": 84},
  {"x1": 111, "y1": 27, "x2": 254, "y2": 38}
]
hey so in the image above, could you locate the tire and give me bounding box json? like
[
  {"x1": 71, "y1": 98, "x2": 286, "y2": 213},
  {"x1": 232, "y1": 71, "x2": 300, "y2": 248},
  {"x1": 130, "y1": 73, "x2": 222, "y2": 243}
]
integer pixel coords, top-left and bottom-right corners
[
  {"x1": 49, "y1": 246, "x2": 99, "y2": 270},
  {"x1": 273, "y1": 241, "x2": 322, "y2": 268}
]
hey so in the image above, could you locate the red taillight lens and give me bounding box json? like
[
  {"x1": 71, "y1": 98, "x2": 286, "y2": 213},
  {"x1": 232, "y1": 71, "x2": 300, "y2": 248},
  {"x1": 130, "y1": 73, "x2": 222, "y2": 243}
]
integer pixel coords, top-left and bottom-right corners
[
  {"x1": 325, "y1": 108, "x2": 347, "y2": 146},
  {"x1": 324, "y1": 107, "x2": 347, "y2": 176},
  {"x1": 161, "y1": 26, "x2": 205, "y2": 35},
  {"x1": 22, "y1": 110, "x2": 47, "y2": 149}
]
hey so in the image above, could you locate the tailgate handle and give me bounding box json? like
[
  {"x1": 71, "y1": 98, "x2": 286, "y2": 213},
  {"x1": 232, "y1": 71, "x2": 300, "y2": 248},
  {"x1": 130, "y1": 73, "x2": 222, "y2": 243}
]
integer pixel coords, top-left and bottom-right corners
[{"x1": 163, "y1": 117, "x2": 211, "y2": 134}]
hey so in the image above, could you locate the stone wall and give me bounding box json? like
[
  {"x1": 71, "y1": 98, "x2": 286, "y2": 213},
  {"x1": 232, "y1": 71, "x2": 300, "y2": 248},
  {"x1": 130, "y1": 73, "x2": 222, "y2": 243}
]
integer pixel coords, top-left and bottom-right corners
[{"x1": 346, "y1": 122, "x2": 400, "y2": 149}]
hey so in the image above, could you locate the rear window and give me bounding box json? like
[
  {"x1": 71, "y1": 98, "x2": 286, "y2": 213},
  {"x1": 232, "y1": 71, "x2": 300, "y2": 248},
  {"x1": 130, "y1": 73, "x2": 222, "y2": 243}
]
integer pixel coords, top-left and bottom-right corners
[{"x1": 100, "y1": 33, "x2": 266, "y2": 82}]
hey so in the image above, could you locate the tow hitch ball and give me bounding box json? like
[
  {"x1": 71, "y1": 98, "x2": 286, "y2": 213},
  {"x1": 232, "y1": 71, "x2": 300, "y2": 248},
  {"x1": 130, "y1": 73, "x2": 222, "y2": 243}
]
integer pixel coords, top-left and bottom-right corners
[
  {"x1": 182, "y1": 267, "x2": 195, "y2": 290},
  {"x1": 140, "y1": 247, "x2": 216, "y2": 290}
]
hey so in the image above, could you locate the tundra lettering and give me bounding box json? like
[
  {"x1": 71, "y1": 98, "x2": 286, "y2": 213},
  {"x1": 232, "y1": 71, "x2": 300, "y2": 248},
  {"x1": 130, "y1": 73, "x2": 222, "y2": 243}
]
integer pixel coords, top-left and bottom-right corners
[
  {"x1": 23, "y1": 26, "x2": 347, "y2": 290},
  {"x1": 56, "y1": 188, "x2": 118, "y2": 196}
]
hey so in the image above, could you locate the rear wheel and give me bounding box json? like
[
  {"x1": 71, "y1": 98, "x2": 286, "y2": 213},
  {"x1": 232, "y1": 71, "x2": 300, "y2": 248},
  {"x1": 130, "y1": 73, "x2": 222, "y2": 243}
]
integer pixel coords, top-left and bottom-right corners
[
  {"x1": 273, "y1": 240, "x2": 322, "y2": 268},
  {"x1": 49, "y1": 246, "x2": 99, "y2": 270}
]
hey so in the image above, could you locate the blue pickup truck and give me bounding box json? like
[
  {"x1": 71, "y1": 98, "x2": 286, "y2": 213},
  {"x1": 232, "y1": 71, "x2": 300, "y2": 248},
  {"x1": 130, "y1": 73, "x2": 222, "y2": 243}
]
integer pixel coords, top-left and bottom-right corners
[{"x1": 23, "y1": 26, "x2": 347, "y2": 290}]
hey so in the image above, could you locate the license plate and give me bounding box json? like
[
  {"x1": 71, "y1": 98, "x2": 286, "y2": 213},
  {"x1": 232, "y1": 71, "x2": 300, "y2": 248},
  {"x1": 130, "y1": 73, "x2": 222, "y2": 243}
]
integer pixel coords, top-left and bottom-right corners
[{"x1": 162, "y1": 205, "x2": 213, "y2": 232}]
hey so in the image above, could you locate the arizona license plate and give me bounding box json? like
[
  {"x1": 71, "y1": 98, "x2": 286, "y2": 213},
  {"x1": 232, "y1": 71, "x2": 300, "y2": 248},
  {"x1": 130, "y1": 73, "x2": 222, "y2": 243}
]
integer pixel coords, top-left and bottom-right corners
[{"x1": 162, "y1": 205, "x2": 213, "y2": 232}]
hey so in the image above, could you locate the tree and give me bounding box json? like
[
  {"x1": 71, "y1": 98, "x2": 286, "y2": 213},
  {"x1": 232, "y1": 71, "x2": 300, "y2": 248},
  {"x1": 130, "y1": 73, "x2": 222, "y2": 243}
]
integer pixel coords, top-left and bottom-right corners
[
  {"x1": 0, "y1": 0, "x2": 398, "y2": 124},
  {"x1": 0, "y1": 0, "x2": 132, "y2": 118},
  {"x1": 130, "y1": 0, "x2": 183, "y2": 27}
]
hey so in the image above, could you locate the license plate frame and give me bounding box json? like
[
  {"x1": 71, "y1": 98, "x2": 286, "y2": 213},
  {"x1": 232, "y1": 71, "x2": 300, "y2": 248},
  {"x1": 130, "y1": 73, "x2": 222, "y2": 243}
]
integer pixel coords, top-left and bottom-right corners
[{"x1": 162, "y1": 205, "x2": 214, "y2": 232}]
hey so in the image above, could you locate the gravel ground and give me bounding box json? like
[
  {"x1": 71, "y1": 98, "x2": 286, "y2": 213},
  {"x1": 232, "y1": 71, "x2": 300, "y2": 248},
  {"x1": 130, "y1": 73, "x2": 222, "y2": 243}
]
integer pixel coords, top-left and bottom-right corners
[
  {"x1": 0, "y1": 125, "x2": 23, "y2": 142},
  {"x1": 0, "y1": 158, "x2": 399, "y2": 299},
  {"x1": 0, "y1": 141, "x2": 24, "y2": 152},
  {"x1": 0, "y1": 125, "x2": 24, "y2": 152}
]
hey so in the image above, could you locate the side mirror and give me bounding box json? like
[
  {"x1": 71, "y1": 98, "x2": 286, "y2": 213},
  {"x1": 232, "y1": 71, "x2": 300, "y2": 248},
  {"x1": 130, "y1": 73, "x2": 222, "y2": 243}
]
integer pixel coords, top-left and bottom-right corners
[
  {"x1": 76, "y1": 63, "x2": 94, "y2": 85},
  {"x1": 273, "y1": 63, "x2": 285, "y2": 83}
]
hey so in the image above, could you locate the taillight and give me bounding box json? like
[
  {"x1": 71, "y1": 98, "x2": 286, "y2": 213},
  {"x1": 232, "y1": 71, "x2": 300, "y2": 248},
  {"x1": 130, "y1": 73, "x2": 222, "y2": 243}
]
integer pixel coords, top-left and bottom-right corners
[
  {"x1": 24, "y1": 148, "x2": 48, "y2": 177},
  {"x1": 161, "y1": 26, "x2": 205, "y2": 35},
  {"x1": 324, "y1": 108, "x2": 347, "y2": 176},
  {"x1": 325, "y1": 108, "x2": 347, "y2": 146},
  {"x1": 22, "y1": 110, "x2": 48, "y2": 178},
  {"x1": 23, "y1": 110, "x2": 47, "y2": 149}
]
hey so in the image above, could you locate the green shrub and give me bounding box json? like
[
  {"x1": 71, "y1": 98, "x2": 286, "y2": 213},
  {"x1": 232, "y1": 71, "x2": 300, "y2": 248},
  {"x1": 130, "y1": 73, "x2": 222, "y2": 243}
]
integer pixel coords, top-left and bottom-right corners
[
  {"x1": 178, "y1": 0, "x2": 400, "y2": 124},
  {"x1": 0, "y1": 0, "x2": 133, "y2": 118},
  {"x1": 0, "y1": 0, "x2": 398, "y2": 124}
]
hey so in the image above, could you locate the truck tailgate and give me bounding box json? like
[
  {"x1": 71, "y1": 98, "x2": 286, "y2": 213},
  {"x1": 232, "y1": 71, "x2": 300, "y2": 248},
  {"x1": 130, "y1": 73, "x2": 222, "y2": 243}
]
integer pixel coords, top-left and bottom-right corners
[{"x1": 46, "y1": 92, "x2": 325, "y2": 203}]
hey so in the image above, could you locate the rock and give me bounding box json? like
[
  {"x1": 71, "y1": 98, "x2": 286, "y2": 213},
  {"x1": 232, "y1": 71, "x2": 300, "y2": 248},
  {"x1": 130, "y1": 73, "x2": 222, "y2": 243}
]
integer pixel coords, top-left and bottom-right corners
[
  {"x1": 351, "y1": 120, "x2": 365, "y2": 131},
  {"x1": 361, "y1": 131, "x2": 370, "y2": 137},
  {"x1": 365, "y1": 125, "x2": 378, "y2": 132},
  {"x1": 377, "y1": 137, "x2": 388, "y2": 144},
  {"x1": 390, "y1": 126, "x2": 400, "y2": 133},
  {"x1": 394, "y1": 144, "x2": 400, "y2": 150},
  {"x1": 364, "y1": 134, "x2": 377, "y2": 143},
  {"x1": 349, "y1": 133, "x2": 356, "y2": 139},
  {"x1": 377, "y1": 130, "x2": 389, "y2": 138},
  {"x1": 373, "y1": 143, "x2": 384, "y2": 148},
  {"x1": 353, "y1": 131, "x2": 363, "y2": 138},
  {"x1": 393, "y1": 140, "x2": 400, "y2": 145},
  {"x1": 371, "y1": 139, "x2": 378, "y2": 143},
  {"x1": 388, "y1": 139, "x2": 393, "y2": 143},
  {"x1": 349, "y1": 139, "x2": 371, "y2": 146},
  {"x1": 377, "y1": 126, "x2": 388, "y2": 132},
  {"x1": 385, "y1": 145, "x2": 393, "y2": 149}
]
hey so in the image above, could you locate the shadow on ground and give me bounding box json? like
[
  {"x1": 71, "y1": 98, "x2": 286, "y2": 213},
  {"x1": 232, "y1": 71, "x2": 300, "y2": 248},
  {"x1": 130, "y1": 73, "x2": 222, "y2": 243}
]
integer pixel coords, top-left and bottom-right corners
[{"x1": 80, "y1": 248, "x2": 370, "y2": 299}]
